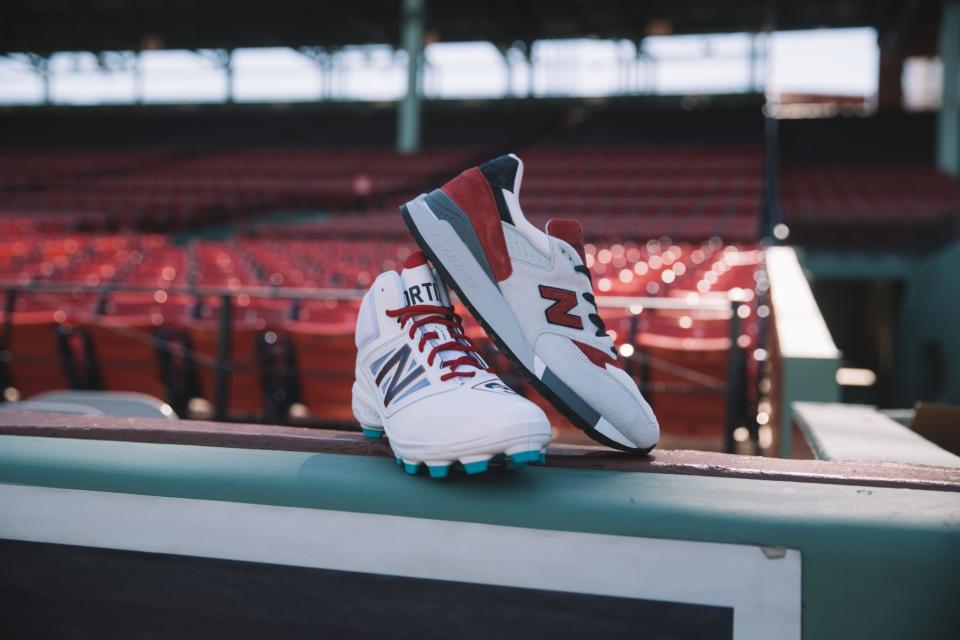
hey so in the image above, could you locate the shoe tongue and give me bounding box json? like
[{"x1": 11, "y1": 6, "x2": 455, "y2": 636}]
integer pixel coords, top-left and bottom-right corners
[
  {"x1": 513, "y1": 155, "x2": 524, "y2": 195},
  {"x1": 546, "y1": 218, "x2": 586, "y2": 262},
  {"x1": 479, "y1": 153, "x2": 524, "y2": 199},
  {"x1": 399, "y1": 250, "x2": 445, "y2": 306},
  {"x1": 399, "y1": 251, "x2": 471, "y2": 369},
  {"x1": 506, "y1": 153, "x2": 524, "y2": 198}
]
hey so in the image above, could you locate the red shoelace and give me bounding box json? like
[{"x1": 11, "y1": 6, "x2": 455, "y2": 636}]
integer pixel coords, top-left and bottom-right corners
[{"x1": 385, "y1": 304, "x2": 492, "y2": 381}]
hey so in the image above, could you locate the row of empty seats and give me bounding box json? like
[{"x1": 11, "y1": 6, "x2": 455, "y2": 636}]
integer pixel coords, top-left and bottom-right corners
[
  {"x1": 1, "y1": 232, "x2": 765, "y2": 446},
  {"x1": 782, "y1": 165, "x2": 960, "y2": 224},
  {"x1": 234, "y1": 145, "x2": 763, "y2": 243},
  {"x1": 1, "y1": 101, "x2": 772, "y2": 446},
  {"x1": 779, "y1": 164, "x2": 960, "y2": 250},
  {"x1": 0, "y1": 147, "x2": 474, "y2": 231}
]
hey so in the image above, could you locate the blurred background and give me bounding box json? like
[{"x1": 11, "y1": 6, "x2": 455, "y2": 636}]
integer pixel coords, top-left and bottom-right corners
[{"x1": 1, "y1": 0, "x2": 958, "y2": 455}]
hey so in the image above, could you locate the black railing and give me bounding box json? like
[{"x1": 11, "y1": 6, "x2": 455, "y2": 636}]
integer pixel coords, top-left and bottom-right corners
[{"x1": 1, "y1": 284, "x2": 761, "y2": 451}]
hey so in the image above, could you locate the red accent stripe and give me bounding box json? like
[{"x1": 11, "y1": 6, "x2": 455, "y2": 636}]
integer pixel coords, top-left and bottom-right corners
[
  {"x1": 441, "y1": 167, "x2": 513, "y2": 281},
  {"x1": 572, "y1": 339, "x2": 616, "y2": 369}
]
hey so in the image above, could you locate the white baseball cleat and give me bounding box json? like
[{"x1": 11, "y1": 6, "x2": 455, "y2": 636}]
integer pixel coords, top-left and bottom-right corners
[
  {"x1": 351, "y1": 250, "x2": 552, "y2": 477},
  {"x1": 400, "y1": 154, "x2": 659, "y2": 453}
]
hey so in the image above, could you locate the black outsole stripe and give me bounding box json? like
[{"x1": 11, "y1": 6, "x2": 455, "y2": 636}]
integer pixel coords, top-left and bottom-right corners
[{"x1": 401, "y1": 202, "x2": 654, "y2": 456}]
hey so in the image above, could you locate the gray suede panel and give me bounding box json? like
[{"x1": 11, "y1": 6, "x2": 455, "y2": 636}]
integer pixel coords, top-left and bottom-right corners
[
  {"x1": 407, "y1": 193, "x2": 535, "y2": 368},
  {"x1": 423, "y1": 190, "x2": 498, "y2": 285},
  {"x1": 541, "y1": 367, "x2": 600, "y2": 426}
]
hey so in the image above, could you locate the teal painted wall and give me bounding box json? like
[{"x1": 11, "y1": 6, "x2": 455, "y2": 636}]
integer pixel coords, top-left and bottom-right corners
[
  {"x1": 1, "y1": 435, "x2": 959, "y2": 640},
  {"x1": 897, "y1": 241, "x2": 960, "y2": 405}
]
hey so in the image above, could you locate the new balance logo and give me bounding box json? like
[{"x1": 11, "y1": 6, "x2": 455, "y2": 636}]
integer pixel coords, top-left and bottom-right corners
[
  {"x1": 373, "y1": 344, "x2": 427, "y2": 406},
  {"x1": 472, "y1": 379, "x2": 517, "y2": 395},
  {"x1": 539, "y1": 285, "x2": 583, "y2": 329}
]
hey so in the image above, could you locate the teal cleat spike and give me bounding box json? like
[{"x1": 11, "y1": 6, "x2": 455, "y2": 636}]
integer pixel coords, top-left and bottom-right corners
[
  {"x1": 510, "y1": 450, "x2": 539, "y2": 465},
  {"x1": 395, "y1": 456, "x2": 404, "y2": 466},
  {"x1": 463, "y1": 459, "x2": 490, "y2": 475},
  {"x1": 361, "y1": 426, "x2": 384, "y2": 440},
  {"x1": 403, "y1": 461, "x2": 420, "y2": 475},
  {"x1": 538, "y1": 451, "x2": 547, "y2": 464},
  {"x1": 427, "y1": 464, "x2": 450, "y2": 479}
]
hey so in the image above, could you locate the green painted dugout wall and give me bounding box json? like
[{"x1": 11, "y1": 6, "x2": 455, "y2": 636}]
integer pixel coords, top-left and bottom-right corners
[
  {"x1": 897, "y1": 241, "x2": 960, "y2": 406},
  {"x1": 797, "y1": 240, "x2": 960, "y2": 409},
  {"x1": 0, "y1": 435, "x2": 958, "y2": 639}
]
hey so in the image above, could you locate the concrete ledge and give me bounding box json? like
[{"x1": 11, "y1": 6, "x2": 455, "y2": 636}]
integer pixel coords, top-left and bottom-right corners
[
  {"x1": 766, "y1": 246, "x2": 841, "y2": 457},
  {"x1": 1, "y1": 409, "x2": 958, "y2": 493},
  {"x1": 792, "y1": 402, "x2": 960, "y2": 469}
]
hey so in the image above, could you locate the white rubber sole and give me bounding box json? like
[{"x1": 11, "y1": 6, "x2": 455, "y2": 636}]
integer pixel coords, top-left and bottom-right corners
[{"x1": 351, "y1": 380, "x2": 550, "y2": 478}]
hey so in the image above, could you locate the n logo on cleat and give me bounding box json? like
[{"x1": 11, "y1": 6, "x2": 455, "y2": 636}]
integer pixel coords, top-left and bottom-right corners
[
  {"x1": 374, "y1": 344, "x2": 426, "y2": 407},
  {"x1": 539, "y1": 285, "x2": 583, "y2": 330}
]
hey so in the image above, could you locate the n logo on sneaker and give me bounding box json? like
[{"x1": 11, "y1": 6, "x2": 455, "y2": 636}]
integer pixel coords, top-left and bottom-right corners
[
  {"x1": 373, "y1": 344, "x2": 427, "y2": 407},
  {"x1": 539, "y1": 285, "x2": 583, "y2": 330}
]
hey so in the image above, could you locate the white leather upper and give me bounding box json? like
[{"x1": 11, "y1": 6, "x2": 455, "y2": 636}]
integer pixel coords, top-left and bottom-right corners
[
  {"x1": 353, "y1": 264, "x2": 550, "y2": 456},
  {"x1": 493, "y1": 156, "x2": 660, "y2": 449}
]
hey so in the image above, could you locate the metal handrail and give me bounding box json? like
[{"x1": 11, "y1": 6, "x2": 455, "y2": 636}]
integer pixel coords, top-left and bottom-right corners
[
  {"x1": 1, "y1": 283, "x2": 757, "y2": 452},
  {"x1": 0, "y1": 282, "x2": 739, "y2": 314},
  {"x1": 0, "y1": 281, "x2": 366, "y2": 301}
]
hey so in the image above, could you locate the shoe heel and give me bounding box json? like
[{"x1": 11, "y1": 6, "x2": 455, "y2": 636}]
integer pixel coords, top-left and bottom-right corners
[{"x1": 352, "y1": 381, "x2": 383, "y2": 439}]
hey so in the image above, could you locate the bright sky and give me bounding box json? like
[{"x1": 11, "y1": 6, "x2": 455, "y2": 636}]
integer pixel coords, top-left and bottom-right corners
[{"x1": 0, "y1": 28, "x2": 880, "y2": 105}]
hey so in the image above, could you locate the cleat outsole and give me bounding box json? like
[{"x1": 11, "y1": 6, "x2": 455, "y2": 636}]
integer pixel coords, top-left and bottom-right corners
[
  {"x1": 463, "y1": 461, "x2": 489, "y2": 474},
  {"x1": 460, "y1": 454, "x2": 493, "y2": 475},
  {"x1": 507, "y1": 448, "x2": 541, "y2": 466},
  {"x1": 426, "y1": 463, "x2": 451, "y2": 479},
  {"x1": 361, "y1": 426, "x2": 385, "y2": 441},
  {"x1": 390, "y1": 449, "x2": 546, "y2": 476}
]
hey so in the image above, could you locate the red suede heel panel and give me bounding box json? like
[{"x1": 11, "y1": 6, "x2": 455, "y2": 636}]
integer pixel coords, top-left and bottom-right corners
[{"x1": 442, "y1": 167, "x2": 513, "y2": 281}]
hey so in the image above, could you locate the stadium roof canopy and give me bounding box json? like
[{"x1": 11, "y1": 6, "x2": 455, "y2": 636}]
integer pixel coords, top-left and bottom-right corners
[{"x1": 0, "y1": 0, "x2": 942, "y2": 56}]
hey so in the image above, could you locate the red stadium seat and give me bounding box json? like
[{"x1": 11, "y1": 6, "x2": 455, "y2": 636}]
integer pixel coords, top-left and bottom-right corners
[
  {"x1": 83, "y1": 318, "x2": 169, "y2": 402},
  {"x1": 187, "y1": 319, "x2": 266, "y2": 420},
  {"x1": 284, "y1": 321, "x2": 357, "y2": 424},
  {"x1": 644, "y1": 342, "x2": 729, "y2": 445},
  {"x1": 1, "y1": 311, "x2": 74, "y2": 398}
]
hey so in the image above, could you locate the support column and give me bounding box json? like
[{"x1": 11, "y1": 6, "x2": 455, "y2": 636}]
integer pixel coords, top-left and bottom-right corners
[
  {"x1": 498, "y1": 45, "x2": 513, "y2": 98},
  {"x1": 526, "y1": 42, "x2": 535, "y2": 97},
  {"x1": 134, "y1": 51, "x2": 144, "y2": 104},
  {"x1": 27, "y1": 54, "x2": 51, "y2": 105},
  {"x1": 937, "y1": 1, "x2": 960, "y2": 176},
  {"x1": 396, "y1": 0, "x2": 424, "y2": 155},
  {"x1": 635, "y1": 40, "x2": 644, "y2": 94},
  {"x1": 226, "y1": 49, "x2": 235, "y2": 104},
  {"x1": 41, "y1": 60, "x2": 51, "y2": 105},
  {"x1": 877, "y1": 48, "x2": 905, "y2": 111}
]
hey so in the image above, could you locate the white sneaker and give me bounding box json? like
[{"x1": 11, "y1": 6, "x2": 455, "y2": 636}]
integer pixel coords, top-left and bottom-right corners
[
  {"x1": 351, "y1": 250, "x2": 552, "y2": 477},
  {"x1": 400, "y1": 154, "x2": 659, "y2": 453}
]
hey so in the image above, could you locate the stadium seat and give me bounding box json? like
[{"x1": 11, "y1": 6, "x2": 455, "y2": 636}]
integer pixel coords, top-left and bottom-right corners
[
  {"x1": 187, "y1": 317, "x2": 267, "y2": 421},
  {"x1": 1, "y1": 311, "x2": 76, "y2": 398},
  {"x1": 284, "y1": 321, "x2": 357, "y2": 424},
  {"x1": 644, "y1": 342, "x2": 730, "y2": 444},
  {"x1": 83, "y1": 319, "x2": 169, "y2": 404}
]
